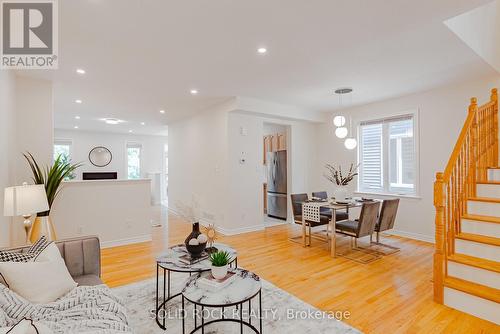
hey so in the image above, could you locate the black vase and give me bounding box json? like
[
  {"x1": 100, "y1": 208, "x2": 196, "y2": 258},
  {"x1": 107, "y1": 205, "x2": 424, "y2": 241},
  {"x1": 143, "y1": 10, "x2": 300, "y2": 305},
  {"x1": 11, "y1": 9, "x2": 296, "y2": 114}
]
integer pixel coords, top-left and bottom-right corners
[{"x1": 185, "y1": 222, "x2": 206, "y2": 257}]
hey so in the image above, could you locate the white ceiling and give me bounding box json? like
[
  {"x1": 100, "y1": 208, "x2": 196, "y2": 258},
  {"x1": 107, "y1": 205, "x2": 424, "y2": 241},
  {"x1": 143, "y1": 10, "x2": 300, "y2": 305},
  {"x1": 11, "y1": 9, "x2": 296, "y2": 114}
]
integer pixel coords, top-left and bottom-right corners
[{"x1": 19, "y1": 0, "x2": 499, "y2": 135}]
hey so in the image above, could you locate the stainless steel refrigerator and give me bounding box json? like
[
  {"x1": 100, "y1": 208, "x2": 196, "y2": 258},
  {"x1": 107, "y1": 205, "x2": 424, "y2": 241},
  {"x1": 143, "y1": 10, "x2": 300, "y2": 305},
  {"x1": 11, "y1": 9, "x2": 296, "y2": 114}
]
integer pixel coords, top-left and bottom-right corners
[{"x1": 267, "y1": 150, "x2": 287, "y2": 220}]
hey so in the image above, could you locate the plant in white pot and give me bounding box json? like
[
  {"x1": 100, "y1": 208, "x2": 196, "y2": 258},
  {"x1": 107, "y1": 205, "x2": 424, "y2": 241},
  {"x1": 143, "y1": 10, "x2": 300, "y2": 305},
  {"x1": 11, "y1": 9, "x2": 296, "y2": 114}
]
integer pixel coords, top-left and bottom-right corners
[
  {"x1": 324, "y1": 163, "x2": 359, "y2": 201},
  {"x1": 209, "y1": 250, "x2": 231, "y2": 279}
]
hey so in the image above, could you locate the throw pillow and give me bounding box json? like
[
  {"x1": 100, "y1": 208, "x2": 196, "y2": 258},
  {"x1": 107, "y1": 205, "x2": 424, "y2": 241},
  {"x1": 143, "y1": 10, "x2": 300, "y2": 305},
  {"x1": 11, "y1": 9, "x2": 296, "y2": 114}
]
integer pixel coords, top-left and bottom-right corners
[
  {"x1": 26, "y1": 236, "x2": 51, "y2": 256},
  {"x1": 0, "y1": 236, "x2": 51, "y2": 263},
  {"x1": 0, "y1": 258, "x2": 77, "y2": 304},
  {"x1": 33, "y1": 243, "x2": 61, "y2": 262}
]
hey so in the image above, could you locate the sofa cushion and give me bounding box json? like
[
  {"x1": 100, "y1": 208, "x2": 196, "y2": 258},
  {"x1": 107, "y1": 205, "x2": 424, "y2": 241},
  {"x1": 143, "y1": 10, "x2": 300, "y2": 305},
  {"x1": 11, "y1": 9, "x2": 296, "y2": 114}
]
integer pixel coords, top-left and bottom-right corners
[
  {"x1": 74, "y1": 274, "x2": 103, "y2": 286},
  {"x1": 0, "y1": 259, "x2": 77, "y2": 304}
]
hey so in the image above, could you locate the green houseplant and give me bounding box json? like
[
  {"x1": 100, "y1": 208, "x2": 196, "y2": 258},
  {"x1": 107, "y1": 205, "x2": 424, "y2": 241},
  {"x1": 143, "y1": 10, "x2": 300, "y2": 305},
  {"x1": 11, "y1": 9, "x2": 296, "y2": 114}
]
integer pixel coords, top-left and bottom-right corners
[
  {"x1": 23, "y1": 152, "x2": 82, "y2": 242},
  {"x1": 209, "y1": 250, "x2": 231, "y2": 279}
]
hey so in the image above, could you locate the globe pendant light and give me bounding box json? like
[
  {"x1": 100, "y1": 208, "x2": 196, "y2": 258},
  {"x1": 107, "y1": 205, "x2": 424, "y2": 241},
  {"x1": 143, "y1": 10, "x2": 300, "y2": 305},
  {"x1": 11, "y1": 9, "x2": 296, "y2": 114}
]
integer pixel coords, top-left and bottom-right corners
[
  {"x1": 333, "y1": 115, "x2": 346, "y2": 127},
  {"x1": 334, "y1": 88, "x2": 353, "y2": 138},
  {"x1": 335, "y1": 126, "x2": 348, "y2": 138},
  {"x1": 344, "y1": 116, "x2": 357, "y2": 150}
]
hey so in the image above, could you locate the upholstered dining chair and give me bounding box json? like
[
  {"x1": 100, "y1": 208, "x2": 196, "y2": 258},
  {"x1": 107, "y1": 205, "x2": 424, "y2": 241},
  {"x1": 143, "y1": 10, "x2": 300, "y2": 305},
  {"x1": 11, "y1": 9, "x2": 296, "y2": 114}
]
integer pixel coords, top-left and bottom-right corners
[
  {"x1": 334, "y1": 201, "x2": 381, "y2": 263},
  {"x1": 371, "y1": 198, "x2": 400, "y2": 254},
  {"x1": 290, "y1": 193, "x2": 331, "y2": 246},
  {"x1": 311, "y1": 191, "x2": 349, "y2": 221}
]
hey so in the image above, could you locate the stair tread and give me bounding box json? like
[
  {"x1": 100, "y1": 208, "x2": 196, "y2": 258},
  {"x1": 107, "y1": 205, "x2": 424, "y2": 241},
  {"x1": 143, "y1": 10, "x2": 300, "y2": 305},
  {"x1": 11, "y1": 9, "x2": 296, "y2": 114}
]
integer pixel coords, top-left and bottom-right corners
[
  {"x1": 444, "y1": 277, "x2": 500, "y2": 303},
  {"x1": 448, "y1": 253, "x2": 500, "y2": 273},
  {"x1": 456, "y1": 233, "x2": 500, "y2": 246},
  {"x1": 462, "y1": 214, "x2": 500, "y2": 224},
  {"x1": 477, "y1": 181, "x2": 500, "y2": 185},
  {"x1": 468, "y1": 197, "x2": 500, "y2": 203}
]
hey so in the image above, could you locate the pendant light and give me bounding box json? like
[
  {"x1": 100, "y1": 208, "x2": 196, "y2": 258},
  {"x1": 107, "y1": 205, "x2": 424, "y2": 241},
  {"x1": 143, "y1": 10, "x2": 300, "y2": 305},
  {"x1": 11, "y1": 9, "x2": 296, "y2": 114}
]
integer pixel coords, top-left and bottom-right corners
[
  {"x1": 334, "y1": 88, "x2": 352, "y2": 138},
  {"x1": 344, "y1": 116, "x2": 357, "y2": 150}
]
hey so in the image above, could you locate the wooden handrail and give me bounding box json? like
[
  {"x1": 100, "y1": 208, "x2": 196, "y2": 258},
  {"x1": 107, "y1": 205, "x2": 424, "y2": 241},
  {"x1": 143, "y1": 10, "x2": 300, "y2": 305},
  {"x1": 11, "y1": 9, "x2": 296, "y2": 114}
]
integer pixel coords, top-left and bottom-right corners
[{"x1": 433, "y1": 88, "x2": 498, "y2": 303}]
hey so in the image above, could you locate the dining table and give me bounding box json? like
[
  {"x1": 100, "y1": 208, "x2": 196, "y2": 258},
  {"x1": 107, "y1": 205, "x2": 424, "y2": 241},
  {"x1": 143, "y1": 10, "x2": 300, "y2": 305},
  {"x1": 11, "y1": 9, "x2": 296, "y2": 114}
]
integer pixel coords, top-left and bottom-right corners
[{"x1": 301, "y1": 198, "x2": 379, "y2": 257}]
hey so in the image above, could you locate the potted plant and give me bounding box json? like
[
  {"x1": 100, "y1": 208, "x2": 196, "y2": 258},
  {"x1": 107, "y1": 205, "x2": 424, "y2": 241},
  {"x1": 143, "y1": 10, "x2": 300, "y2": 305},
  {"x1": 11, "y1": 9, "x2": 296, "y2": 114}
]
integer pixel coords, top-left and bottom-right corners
[
  {"x1": 324, "y1": 163, "x2": 359, "y2": 201},
  {"x1": 24, "y1": 152, "x2": 82, "y2": 243},
  {"x1": 209, "y1": 250, "x2": 231, "y2": 279}
]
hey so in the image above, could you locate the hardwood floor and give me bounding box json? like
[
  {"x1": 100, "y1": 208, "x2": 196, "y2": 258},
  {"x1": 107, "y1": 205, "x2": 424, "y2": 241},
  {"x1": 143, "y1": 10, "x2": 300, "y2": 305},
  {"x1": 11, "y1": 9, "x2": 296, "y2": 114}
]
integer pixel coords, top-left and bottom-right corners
[{"x1": 101, "y1": 214, "x2": 499, "y2": 333}]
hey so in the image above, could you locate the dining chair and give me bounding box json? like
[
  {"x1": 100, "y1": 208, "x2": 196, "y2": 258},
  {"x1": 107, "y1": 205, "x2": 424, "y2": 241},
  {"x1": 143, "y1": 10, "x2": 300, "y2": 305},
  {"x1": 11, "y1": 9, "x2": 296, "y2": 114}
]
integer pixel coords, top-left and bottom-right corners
[
  {"x1": 370, "y1": 198, "x2": 400, "y2": 254},
  {"x1": 311, "y1": 191, "x2": 349, "y2": 221},
  {"x1": 334, "y1": 201, "x2": 382, "y2": 263},
  {"x1": 290, "y1": 193, "x2": 330, "y2": 246}
]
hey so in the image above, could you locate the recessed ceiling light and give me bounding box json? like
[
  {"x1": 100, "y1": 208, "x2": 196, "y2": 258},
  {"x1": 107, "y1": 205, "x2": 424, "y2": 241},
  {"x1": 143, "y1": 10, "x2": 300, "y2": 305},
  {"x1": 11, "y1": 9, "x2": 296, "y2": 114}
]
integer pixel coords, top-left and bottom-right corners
[
  {"x1": 74, "y1": 125, "x2": 79, "y2": 129},
  {"x1": 75, "y1": 116, "x2": 81, "y2": 120},
  {"x1": 190, "y1": 89, "x2": 198, "y2": 95},
  {"x1": 140, "y1": 122, "x2": 145, "y2": 125},
  {"x1": 75, "y1": 99, "x2": 82, "y2": 104},
  {"x1": 76, "y1": 68, "x2": 85, "y2": 75},
  {"x1": 100, "y1": 118, "x2": 124, "y2": 125},
  {"x1": 257, "y1": 47, "x2": 267, "y2": 54},
  {"x1": 159, "y1": 110, "x2": 165, "y2": 114},
  {"x1": 129, "y1": 130, "x2": 133, "y2": 133}
]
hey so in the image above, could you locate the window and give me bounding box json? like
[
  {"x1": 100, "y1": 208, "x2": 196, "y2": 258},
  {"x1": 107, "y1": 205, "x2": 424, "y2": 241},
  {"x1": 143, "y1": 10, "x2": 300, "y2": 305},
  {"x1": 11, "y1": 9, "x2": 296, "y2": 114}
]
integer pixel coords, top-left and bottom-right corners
[
  {"x1": 127, "y1": 143, "x2": 142, "y2": 179},
  {"x1": 53, "y1": 139, "x2": 72, "y2": 162},
  {"x1": 358, "y1": 114, "x2": 417, "y2": 195}
]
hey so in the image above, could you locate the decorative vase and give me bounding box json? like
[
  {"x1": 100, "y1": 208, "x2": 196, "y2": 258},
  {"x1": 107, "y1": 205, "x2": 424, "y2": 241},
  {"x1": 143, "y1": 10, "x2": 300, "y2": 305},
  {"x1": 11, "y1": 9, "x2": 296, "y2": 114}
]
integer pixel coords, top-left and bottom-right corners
[
  {"x1": 185, "y1": 222, "x2": 206, "y2": 257},
  {"x1": 211, "y1": 264, "x2": 228, "y2": 280},
  {"x1": 29, "y1": 216, "x2": 57, "y2": 244},
  {"x1": 334, "y1": 186, "x2": 348, "y2": 201}
]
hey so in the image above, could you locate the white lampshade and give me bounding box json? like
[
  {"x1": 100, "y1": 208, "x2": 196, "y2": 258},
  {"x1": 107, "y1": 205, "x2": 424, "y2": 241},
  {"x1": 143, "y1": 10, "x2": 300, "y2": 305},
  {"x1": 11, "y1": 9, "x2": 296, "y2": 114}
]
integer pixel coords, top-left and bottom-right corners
[
  {"x1": 344, "y1": 137, "x2": 358, "y2": 150},
  {"x1": 3, "y1": 184, "x2": 49, "y2": 217},
  {"x1": 333, "y1": 115, "x2": 346, "y2": 127},
  {"x1": 335, "y1": 127, "x2": 348, "y2": 138}
]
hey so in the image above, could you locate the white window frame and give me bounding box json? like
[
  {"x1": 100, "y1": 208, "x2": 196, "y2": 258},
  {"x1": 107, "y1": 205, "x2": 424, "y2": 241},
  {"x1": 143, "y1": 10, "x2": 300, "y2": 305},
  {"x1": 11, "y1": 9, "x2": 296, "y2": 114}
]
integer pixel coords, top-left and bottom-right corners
[
  {"x1": 356, "y1": 109, "x2": 420, "y2": 198},
  {"x1": 53, "y1": 138, "x2": 73, "y2": 162},
  {"x1": 126, "y1": 142, "x2": 142, "y2": 180}
]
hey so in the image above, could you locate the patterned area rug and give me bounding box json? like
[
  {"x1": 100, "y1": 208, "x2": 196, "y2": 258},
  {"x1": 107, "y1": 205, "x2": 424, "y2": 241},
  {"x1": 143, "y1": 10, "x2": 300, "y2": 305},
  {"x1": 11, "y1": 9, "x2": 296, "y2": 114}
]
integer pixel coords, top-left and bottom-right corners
[{"x1": 112, "y1": 272, "x2": 361, "y2": 334}]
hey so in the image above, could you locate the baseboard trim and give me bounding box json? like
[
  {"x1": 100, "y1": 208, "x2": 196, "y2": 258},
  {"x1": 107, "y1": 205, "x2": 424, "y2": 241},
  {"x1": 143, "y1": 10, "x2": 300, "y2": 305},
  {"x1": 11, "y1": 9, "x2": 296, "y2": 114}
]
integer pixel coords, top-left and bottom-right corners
[
  {"x1": 386, "y1": 229, "x2": 434, "y2": 243},
  {"x1": 168, "y1": 207, "x2": 265, "y2": 236},
  {"x1": 101, "y1": 235, "x2": 152, "y2": 248}
]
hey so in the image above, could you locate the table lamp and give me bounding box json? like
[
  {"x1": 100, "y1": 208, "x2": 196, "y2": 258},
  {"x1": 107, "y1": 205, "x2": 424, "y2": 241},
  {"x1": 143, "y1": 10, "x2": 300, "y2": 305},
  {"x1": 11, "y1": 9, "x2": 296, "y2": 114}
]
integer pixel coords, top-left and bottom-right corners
[{"x1": 3, "y1": 183, "x2": 49, "y2": 243}]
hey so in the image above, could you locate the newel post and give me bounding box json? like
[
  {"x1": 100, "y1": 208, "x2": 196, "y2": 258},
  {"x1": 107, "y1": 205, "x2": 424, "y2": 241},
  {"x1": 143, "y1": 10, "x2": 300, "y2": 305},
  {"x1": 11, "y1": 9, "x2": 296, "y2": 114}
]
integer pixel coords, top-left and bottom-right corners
[{"x1": 434, "y1": 172, "x2": 445, "y2": 303}]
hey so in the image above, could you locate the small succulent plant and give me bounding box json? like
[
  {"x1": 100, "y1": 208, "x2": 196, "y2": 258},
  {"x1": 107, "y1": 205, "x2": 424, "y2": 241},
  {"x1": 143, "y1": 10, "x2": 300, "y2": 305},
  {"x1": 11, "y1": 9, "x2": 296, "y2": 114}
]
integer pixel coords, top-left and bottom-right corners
[{"x1": 209, "y1": 250, "x2": 231, "y2": 267}]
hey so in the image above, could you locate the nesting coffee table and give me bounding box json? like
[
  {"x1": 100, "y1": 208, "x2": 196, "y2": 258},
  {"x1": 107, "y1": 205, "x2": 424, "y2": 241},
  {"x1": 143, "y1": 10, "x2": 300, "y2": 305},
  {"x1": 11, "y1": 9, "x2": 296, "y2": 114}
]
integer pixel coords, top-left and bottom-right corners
[
  {"x1": 181, "y1": 268, "x2": 262, "y2": 334},
  {"x1": 155, "y1": 243, "x2": 237, "y2": 330}
]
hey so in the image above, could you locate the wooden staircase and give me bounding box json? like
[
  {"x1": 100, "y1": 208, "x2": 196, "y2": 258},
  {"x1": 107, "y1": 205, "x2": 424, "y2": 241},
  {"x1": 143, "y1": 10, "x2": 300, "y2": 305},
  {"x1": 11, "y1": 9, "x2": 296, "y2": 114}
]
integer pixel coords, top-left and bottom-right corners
[{"x1": 434, "y1": 88, "x2": 499, "y2": 325}]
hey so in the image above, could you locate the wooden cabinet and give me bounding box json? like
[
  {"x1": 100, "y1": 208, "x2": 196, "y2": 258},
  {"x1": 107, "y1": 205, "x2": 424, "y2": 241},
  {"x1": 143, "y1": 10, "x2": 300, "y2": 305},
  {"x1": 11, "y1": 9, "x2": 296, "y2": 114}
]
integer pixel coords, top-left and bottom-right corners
[
  {"x1": 263, "y1": 133, "x2": 287, "y2": 164},
  {"x1": 277, "y1": 134, "x2": 286, "y2": 151},
  {"x1": 263, "y1": 135, "x2": 272, "y2": 164}
]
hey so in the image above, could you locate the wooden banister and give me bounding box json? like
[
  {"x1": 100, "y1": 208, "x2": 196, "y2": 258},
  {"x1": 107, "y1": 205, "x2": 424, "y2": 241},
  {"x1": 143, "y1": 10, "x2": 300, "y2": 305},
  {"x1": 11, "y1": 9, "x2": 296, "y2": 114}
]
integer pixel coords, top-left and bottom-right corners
[{"x1": 433, "y1": 88, "x2": 498, "y2": 303}]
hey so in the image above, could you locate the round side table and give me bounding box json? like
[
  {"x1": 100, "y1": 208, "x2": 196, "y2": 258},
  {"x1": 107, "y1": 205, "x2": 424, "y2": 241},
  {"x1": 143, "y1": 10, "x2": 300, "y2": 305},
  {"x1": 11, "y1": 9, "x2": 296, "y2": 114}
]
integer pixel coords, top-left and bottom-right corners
[
  {"x1": 155, "y1": 243, "x2": 237, "y2": 330},
  {"x1": 181, "y1": 268, "x2": 262, "y2": 334}
]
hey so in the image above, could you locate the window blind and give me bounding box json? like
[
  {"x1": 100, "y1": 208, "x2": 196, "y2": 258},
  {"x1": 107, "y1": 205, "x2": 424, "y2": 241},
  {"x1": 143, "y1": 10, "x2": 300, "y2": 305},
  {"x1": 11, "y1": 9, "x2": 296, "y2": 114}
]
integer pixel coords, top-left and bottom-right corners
[
  {"x1": 359, "y1": 123, "x2": 383, "y2": 191},
  {"x1": 358, "y1": 114, "x2": 417, "y2": 195}
]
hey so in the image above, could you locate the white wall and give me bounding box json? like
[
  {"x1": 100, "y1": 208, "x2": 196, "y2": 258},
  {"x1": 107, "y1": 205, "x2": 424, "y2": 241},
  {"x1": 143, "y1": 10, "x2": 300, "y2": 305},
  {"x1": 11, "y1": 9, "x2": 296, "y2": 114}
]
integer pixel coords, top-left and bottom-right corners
[
  {"x1": 14, "y1": 76, "x2": 54, "y2": 185},
  {"x1": 168, "y1": 95, "x2": 320, "y2": 234},
  {"x1": 54, "y1": 129, "x2": 168, "y2": 180},
  {"x1": 54, "y1": 129, "x2": 167, "y2": 180},
  {"x1": 226, "y1": 112, "x2": 318, "y2": 233},
  {"x1": 168, "y1": 100, "x2": 232, "y2": 230},
  {"x1": 9, "y1": 76, "x2": 54, "y2": 246},
  {"x1": 315, "y1": 75, "x2": 500, "y2": 242},
  {"x1": 0, "y1": 72, "x2": 16, "y2": 247}
]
